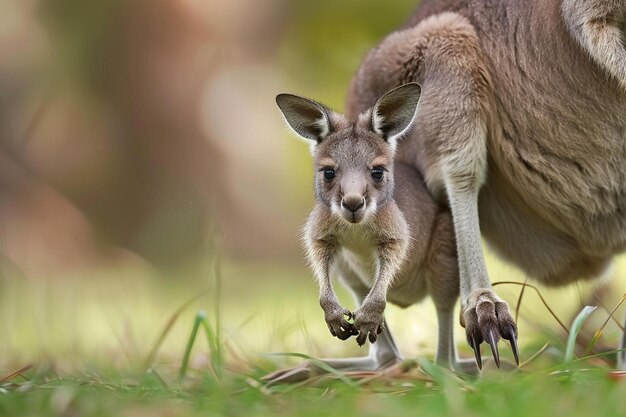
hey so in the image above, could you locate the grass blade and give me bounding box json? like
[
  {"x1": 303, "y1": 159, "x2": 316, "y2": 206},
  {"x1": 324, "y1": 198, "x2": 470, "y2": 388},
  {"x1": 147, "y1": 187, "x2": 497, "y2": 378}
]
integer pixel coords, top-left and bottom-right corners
[
  {"x1": 564, "y1": 306, "x2": 597, "y2": 363},
  {"x1": 200, "y1": 315, "x2": 223, "y2": 379},
  {"x1": 143, "y1": 289, "x2": 210, "y2": 371},
  {"x1": 212, "y1": 251, "x2": 223, "y2": 377},
  {"x1": 0, "y1": 364, "x2": 33, "y2": 383},
  {"x1": 514, "y1": 278, "x2": 527, "y2": 323},
  {"x1": 265, "y1": 352, "x2": 359, "y2": 387},
  {"x1": 585, "y1": 293, "x2": 626, "y2": 355},
  {"x1": 493, "y1": 281, "x2": 569, "y2": 333},
  {"x1": 519, "y1": 343, "x2": 550, "y2": 368},
  {"x1": 180, "y1": 311, "x2": 207, "y2": 380}
]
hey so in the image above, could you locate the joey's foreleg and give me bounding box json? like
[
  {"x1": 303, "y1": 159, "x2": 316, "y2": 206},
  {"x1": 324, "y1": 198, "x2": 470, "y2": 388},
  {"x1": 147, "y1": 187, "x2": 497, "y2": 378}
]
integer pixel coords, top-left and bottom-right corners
[
  {"x1": 263, "y1": 265, "x2": 402, "y2": 385},
  {"x1": 353, "y1": 238, "x2": 407, "y2": 346},
  {"x1": 306, "y1": 237, "x2": 358, "y2": 340}
]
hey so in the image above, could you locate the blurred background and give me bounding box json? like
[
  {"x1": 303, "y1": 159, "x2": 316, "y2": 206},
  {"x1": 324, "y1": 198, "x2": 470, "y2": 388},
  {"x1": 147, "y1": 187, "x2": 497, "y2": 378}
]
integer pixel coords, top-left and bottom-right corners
[{"x1": 0, "y1": 0, "x2": 624, "y2": 374}]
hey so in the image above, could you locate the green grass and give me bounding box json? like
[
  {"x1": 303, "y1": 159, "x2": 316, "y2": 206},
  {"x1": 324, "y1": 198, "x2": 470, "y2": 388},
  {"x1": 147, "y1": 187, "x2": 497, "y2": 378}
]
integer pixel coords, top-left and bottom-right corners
[
  {"x1": 2, "y1": 353, "x2": 626, "y2": 417},
  {"x1": 1, "y1": 257, "x2": 625, "y2": 417},
  {"x1": 1, "y1": 303, "x2": 626, "y2": 417}
]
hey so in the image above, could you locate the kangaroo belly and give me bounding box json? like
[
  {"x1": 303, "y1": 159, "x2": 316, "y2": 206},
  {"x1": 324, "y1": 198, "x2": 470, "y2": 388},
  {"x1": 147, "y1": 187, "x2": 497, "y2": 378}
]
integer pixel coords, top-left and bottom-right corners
[
  {"x1": 476, "y1": 0, "x2": 626, "y2": 258},
  {"x1": 479, "y1": 173, "x2": 614, "y2": 286},
  {"x1": 487, "y1": 79, "x2": 626, "y2": 258},
  {"x1": 386, "y1": 269, "x2": 429, "y2": 308},
  {"x1": 339, "y1": 247, "x2": 429, "y2": 307},
  {"x1": 484, "y1": 150, "x2": 626, "y2": 267}
]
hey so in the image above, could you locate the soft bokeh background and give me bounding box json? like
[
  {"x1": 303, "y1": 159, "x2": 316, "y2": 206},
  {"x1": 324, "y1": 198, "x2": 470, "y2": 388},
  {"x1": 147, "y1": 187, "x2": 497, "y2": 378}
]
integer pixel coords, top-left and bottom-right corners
[{"x1": 1, "y1": 0, "x2": 624, "y2": 374}]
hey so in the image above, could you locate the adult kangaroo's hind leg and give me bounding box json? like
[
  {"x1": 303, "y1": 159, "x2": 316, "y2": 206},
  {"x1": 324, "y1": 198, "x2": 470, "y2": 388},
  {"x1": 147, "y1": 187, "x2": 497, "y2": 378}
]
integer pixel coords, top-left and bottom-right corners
[
  {"x1": 425, "y1": 209, "x2": 482, "y2": 375},
  {"x1": 355, "y1": 13, "x2": 520, "y2": 367},
  {"x1": 349, "y1": 12, "x2": 519, "y2": 369},
  {"x1": 420, "y1": 14, "x2": 518, "y2": 369}
]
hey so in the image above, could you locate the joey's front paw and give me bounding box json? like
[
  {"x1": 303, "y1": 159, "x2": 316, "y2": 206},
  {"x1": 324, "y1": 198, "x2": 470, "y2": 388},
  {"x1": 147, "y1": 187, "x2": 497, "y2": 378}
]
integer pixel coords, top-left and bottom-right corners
[
  {"x1": 353, "y1": 299, "x2": 386, "y2": 346},
  {"x1": 322, "y1": 301, "x2": 357, "y2": 341},
  {"x1": 462, "y1": 289, "x2": 518, "y2": 370}
]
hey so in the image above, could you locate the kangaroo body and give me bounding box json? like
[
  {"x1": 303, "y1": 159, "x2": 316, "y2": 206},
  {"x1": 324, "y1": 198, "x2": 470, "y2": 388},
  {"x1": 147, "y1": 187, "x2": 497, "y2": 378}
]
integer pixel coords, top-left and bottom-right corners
[
  {"x1": 349, "y1": 0, "x2": 626, "y2": 286},
  {"x1": 267, "y1": 0, "x2": 626, "y2": 382},
  {"x1": 347, "y1": 0, "x2": 626, "y2": 368},
  {"x1": 331, "y1": 162, "x2": 456, "y2": 310}
]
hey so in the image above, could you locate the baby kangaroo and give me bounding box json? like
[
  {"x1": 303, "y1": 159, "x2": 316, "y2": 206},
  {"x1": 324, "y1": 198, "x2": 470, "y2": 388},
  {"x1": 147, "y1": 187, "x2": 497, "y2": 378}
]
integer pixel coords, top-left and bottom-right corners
[{"x1": 267, "y1": 83, "x2": 485, "y2": 383}]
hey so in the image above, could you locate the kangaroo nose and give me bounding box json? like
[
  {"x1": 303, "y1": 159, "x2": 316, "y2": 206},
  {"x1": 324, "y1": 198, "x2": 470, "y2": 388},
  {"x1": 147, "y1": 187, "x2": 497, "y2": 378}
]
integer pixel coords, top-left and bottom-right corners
[{"x1": 341, "y1": 195, "x2": 365, "y2": 212}]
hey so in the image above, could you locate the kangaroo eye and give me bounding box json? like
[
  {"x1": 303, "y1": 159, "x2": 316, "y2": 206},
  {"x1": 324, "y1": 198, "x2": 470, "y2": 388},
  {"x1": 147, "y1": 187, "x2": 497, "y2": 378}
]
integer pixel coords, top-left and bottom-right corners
[
  {"x1": 323, "y1": 168, "x2": 336, "y2": 181},
  {"x1": 371, "y1": 167, "x2": 384, "y2": 181}
]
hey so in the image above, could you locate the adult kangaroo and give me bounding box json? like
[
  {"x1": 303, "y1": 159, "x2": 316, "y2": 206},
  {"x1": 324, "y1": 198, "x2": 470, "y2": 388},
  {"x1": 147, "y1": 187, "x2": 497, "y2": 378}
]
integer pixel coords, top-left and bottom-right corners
[
  {"x1": 346, "y1": 0, "x2": 626, "y2": 368},
  {"x1": 267, "y1": 0, "x2": 626, "y2": 382}
]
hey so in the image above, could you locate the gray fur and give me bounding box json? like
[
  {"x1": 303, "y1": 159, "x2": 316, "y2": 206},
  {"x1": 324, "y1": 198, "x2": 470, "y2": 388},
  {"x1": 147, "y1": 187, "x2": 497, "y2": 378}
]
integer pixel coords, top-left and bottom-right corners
[
  {"x1": 268, "y1": 0, "x2": 626, "y2": 381},
  {"x1": 266, "y1": 83, "x2": 478, "y2": 384},
  {"x1": 347, "y1": 0, "x2": 626, "y2": 368}
]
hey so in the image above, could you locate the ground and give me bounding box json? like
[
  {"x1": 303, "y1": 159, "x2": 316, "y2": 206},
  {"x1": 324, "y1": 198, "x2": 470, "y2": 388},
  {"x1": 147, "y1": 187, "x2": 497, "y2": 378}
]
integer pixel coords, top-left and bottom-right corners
[{"x1": 1, "y1": 255, "x2": 625, "y2": 417}]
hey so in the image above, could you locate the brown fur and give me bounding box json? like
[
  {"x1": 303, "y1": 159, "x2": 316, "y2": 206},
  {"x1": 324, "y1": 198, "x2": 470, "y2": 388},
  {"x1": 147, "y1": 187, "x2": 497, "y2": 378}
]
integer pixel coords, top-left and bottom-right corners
[
  {"x1": 269, "y1": 84, "x2": 472, "y2": 380},
  {"x1": 267, "y1": 1, "x2": 626, "y2": 381},
  {"x1": 348, "y1": 0, "x2": 626, "y2": 366},
  {"x1": 349, "y1": 1, "x2": 626, "y2": 285}
]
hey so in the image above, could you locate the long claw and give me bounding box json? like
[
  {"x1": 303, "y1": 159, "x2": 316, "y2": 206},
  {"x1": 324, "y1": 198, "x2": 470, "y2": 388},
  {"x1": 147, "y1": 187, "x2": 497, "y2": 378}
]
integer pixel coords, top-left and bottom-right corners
[
  {"x1": 487, "y1": 330, "x2": 500, "y2": 368},
  {"x1": 470, "y1": 335, "x2": 482, "y2": 370},
  {"x1": 503, "y1": 327, "x2": 519, "y2": 366},
  {"x1": 510, "y1": 337, "x2": 519, "y2": 366}
]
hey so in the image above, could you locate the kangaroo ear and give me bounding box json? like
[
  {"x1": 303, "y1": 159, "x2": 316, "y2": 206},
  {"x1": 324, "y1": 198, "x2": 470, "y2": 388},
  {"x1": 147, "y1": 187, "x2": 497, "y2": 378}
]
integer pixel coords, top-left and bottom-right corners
[
  {"x1": 276, "y1": 94, "x2": 332, "y2": 143},
  {"x1": 371, "y1": 83, "x2": 421, "y2": 145}
]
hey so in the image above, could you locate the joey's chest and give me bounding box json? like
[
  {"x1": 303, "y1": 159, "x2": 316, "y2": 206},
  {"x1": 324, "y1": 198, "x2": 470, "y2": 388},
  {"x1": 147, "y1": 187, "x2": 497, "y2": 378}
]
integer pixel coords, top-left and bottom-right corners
[
  {"x1": 337, "y1": 229, "x2": 378, "y2": 261},
  {"x1": 336, "y1": 229, "x2": 379, "y2": 276}
]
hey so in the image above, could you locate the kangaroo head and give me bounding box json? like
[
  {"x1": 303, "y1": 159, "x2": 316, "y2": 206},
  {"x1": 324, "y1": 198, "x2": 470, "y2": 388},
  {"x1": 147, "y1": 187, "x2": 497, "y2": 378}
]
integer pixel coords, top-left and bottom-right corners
[{"x1": 276, "y1": 83, "x2": 421, "y2": 224}]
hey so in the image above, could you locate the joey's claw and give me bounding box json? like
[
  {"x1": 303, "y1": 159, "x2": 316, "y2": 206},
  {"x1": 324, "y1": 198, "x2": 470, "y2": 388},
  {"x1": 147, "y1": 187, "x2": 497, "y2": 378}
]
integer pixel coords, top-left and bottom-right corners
[
  {"x1": 324, "y1": 307, "x2": 356, "y2": 340},
  {"x1": 355, "y1": 326, "x2": 380, "y2": 346},
  {"x1": 353, "y1": 300, "x2": 386, "y2": 347},
  {"x1": 355, "y1": 327, "x2": 379, "y2": 346},
  {"x1": 335, "y1": 327, "x2": 353, "y2": 340},
  {"x1": 463, "y1": 289, "x2": 518, "y2": 369}
]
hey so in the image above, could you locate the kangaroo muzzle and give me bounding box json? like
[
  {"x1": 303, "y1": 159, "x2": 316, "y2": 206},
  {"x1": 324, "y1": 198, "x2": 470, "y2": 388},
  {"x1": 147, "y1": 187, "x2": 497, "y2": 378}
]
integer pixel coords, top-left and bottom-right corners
[{"x1": 340, "y1": 195, "x2": 366, "y2": 223}]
